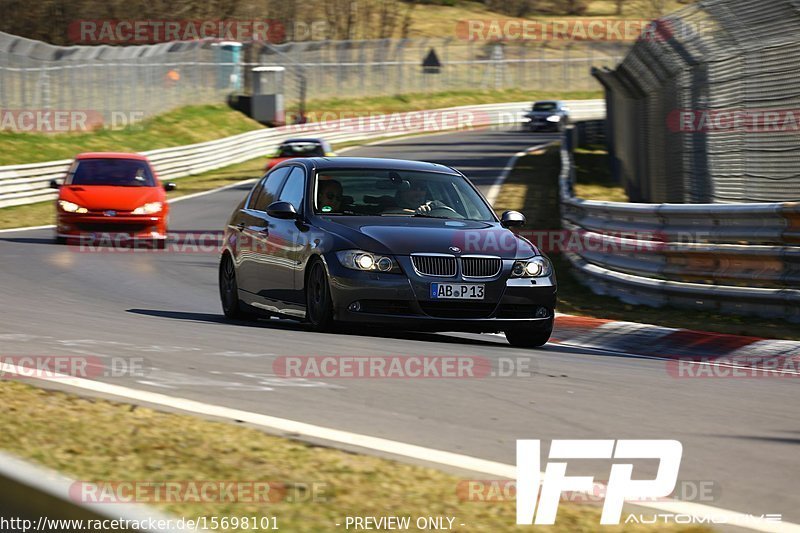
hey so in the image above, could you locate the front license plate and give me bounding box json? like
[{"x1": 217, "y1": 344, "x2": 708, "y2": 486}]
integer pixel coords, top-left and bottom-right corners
[{"x1": 430, "y1": 283, "x2": 485, "y2": 300}]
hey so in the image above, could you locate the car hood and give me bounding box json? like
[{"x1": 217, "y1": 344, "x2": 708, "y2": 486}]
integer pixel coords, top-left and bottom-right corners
[
  {"x1": 59, "y1": 186, "x2": 164, "y2": 211},
  {"x1": 318, "y1": 216, "x2": 539, "y2": 258}
]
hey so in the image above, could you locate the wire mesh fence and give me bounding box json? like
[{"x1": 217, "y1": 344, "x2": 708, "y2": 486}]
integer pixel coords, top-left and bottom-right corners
[
  {"x1": 594, "y1": 0, "x2": 800, "y2": 204},
  {"x1": 0, "y1": 32, "x2": 243, "y2": 127},
  {"x1": 257, "y1": 38, "x2": 626, "y2": 105},
  {"x1": 0, "y1": 30, "x2": 624, "y2": 130}
]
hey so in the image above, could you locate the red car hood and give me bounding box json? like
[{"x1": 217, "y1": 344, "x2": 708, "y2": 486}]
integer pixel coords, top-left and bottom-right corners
[{"x1": 59, "y1": 186, "x2": 164, "y2": 212}]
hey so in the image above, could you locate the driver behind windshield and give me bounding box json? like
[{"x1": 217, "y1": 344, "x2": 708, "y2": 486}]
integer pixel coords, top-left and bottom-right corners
[
  {"x1": 317, "y1": 178, "x2": 343, "y2": 213},
  {"x1": 393, "y1": 180, "x2": 449, "y2": 214}
]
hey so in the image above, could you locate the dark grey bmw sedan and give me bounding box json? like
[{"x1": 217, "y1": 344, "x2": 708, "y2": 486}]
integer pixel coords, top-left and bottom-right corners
[{"x1": 219, "y1": 157, "x2": 556, "y2": 347}]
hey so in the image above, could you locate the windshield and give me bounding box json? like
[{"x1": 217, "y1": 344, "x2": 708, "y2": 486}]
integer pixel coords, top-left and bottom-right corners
[
  {"x1": 314, "y1": 169, "x2": 495, "y2": 221},
  {"x1": 277, "y1": 142, "x2": 325, "y2": 158},
  {"x1": 533, "y1": 102, "x2": 558, "y2": 112},
  {"x1": 69, "y1": 159, "x2": 156, "y2": 187}
]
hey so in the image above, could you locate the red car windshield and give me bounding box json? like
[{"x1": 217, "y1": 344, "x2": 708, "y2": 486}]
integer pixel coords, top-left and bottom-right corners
[{"x1": 69, "y1": 159, "x2": 156, "y2": 187}]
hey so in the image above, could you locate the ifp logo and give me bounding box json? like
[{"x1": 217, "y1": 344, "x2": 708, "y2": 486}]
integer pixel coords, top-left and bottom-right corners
[{"x1": 516, "y1": 440, "x2": 682, "y2": 525}]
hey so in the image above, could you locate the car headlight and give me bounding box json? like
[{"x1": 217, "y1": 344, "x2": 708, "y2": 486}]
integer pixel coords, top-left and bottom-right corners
[
  {"x1": 336, "y1": 250, "x2": 399, "y2": 273},
  {"x1": 546, "y1": 115, "x2": 562, "y2": 123},
  {"x1": 58, "y1": 200, "x2": 88, "y2": 214},
  {"x1": 512, "y1": 257, "x2": 552, "y2": 278},
  {"x1": 132, "y1": 202, "x2": 163, "y2": 215}
]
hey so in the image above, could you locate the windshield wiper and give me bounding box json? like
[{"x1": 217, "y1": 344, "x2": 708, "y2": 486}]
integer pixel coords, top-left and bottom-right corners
[
  {"x1": 411, "y1": 213, "x2": 453, "y2": 219},
  {"x1": 378, "y1": 212, "x2": 454, "y2": 219}
]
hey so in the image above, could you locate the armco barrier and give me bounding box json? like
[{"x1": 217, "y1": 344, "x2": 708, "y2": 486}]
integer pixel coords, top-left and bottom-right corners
[
  {"x1": 559, "y1": 126, "x2": 800, "y2": 322},
  {"x1": 0, "y1": 100, "x2": 605, "y2": 209}
]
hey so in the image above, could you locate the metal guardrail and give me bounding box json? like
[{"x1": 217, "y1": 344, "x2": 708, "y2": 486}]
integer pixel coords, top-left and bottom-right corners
[
  {"x1": 0, "y1": 450, "x2": 190, "y2": 532},
  {"x1": 559, "y1": 122, "x2": 800, "y2": 323},
  {"x1": 0, "y1": 99, "x2": 606, "y2": 209}
]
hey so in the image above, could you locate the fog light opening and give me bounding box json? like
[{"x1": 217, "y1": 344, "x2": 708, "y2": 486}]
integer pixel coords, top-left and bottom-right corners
[
  {"x1": 535, "y1": 307, "x2": 549, "y2": 318},
  {"x1": 377, "y1": 257, "x2": 393, "y2": 272},
  {"x1": 348, "y1": 301, "x2": 362, "y2": 312}
]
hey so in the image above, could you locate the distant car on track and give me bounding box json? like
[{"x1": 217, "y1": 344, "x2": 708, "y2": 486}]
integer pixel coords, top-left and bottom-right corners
[
  {"x1": 51, "y1": 152, "x2": 176, "y2": 247},
  {"x1": 219, "y1": 157, "x2": 556, "y2": 348},
  {"x1": 265, "y1": 138, "x2": 335, "y2": 172},
  {"x1": 524, "y1": 101, "x2": 570, "y2": 132}
]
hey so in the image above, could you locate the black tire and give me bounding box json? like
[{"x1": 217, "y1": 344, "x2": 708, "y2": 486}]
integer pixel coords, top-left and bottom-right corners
[
  {"x1": 505, "y1": 319, "x2": 553, "y2": 348},
  {"x1": 305, "y1": 259, "x2": 334, "y2": 332},
  {"x1": 219, "y1": 254, "x2": 250, "y2": 319},
  {"x1": 54, "y1": 235, "x2": 67, "y2": 245}
]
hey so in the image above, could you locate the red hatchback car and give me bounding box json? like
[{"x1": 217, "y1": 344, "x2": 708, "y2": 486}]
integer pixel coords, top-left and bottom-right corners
[{"x1": 51, "y1": 152, "x2": 176, "y2": 247}]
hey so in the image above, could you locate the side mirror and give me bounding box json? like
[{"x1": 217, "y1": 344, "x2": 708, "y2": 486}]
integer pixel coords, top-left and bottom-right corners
[
  {"x1": 267, "y1": 201, "x2": 299, "y2": 219},
  {"x1": 50, "y1": 179, "x2": 61, "y2": 189},
  {"x1": 164, "y1": 182, "x2": 177, "y2": 191},
  {"x1": 500, "y1": 210, "x2": 526, "y2": 228}
]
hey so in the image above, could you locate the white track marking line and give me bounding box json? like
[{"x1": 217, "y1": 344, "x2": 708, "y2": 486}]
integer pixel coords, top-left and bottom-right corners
[
  {"x1": 1, "y1": 363, "x2": 796, "y2": 532},
  {"x1": 336, "y1": 128, "x2": 493, "y2": 154},
  {"x1": 485, "y1": 141, "x2": 553, "y2": 206},
  {"x1": 168, "y1": 178, "x2": 258, "y2": 204},
  {"x1": 485, "y1": 149, "x2": 529, "y2": 206},
  {"x1": 0, "y1": 223, "x2": 56, "y2": 233}
]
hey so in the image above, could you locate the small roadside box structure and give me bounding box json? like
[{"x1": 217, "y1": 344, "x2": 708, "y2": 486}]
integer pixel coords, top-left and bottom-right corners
[{"x1": 250, "y1": 66, "x2": 285, "y2": 126}]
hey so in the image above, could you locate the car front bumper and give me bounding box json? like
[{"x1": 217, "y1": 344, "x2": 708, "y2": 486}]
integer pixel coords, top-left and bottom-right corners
[
  {"x1": 56, "y1": 213, "x2": 167, "y2": 241},
  {"x1": 325, "y1": 255, "x2": 557, "y2": 332}
]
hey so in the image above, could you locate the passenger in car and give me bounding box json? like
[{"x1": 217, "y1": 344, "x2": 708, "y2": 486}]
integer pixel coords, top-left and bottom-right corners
[{"x1": 317, "y1": 178, "x2": 343, "y2": 212}]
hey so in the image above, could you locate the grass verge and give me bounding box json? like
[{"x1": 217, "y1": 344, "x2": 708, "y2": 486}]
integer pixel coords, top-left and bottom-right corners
[
  {"x1": 0, "y1": 105, "x2": 265, "y2": 166},
  {"x1": 0, "y1": 88, "x2": 602, "y2": 229},
  {"x1": 0, "y1": 380, "x2": 706, "y2": 533},
  {"x1": 573, "y1": 146, "x2": 628, "y2": 202},
  {"x1": 493, "y1": 144, "x2": 800, "y2": 341},
  {"x1": 1, "y1": 88, "x2": 603, "y2": 167}
]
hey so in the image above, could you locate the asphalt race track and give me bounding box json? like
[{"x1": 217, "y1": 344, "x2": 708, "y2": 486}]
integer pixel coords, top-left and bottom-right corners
[{"x1": 0, "y1": 128, "x2": 797, "y2": 525}]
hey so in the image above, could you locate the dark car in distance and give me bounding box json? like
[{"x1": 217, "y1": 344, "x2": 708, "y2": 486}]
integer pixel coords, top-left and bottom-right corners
[
  {"x1": 219, "y1": 157, "x2": 556, "y2": 347},
  {"x1": 265, "y1": 138, "x2": 335, "y2": 171},
  {"x1": 523, "y1": 101, "x2": 570, "y2": 132}
]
